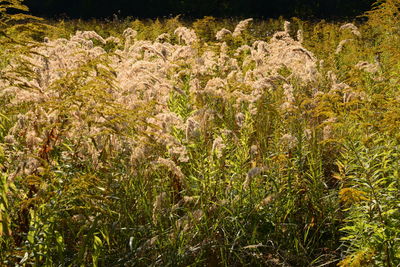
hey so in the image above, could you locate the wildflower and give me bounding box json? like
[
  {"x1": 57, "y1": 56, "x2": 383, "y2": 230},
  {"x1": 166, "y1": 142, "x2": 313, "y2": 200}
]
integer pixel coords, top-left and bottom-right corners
[
  {"x1": 171, "y1": 46, "x2": 196, "y2": 61},
  {"x1": 130, "y1": 144, "x2": 146, "y2": 165},
  {"x1": 257, "y1": 194, "x2": 275, "y2": 210},
  {"x1": 204, "y1": 77, "x2": 226, "y2": 98},
  {"x1": 283, "y1": 84, "x2": 295, "y2": 103},
  {"x1": 185, "y1": 118, "x2": 200, "y2": 140},
  {"x1": 71, "y1": 214, "x2": 85, "y2": 222},
  {"x1": 297, "y1": 29, "x2": 304, "y2": 43},
  {"x1": 355, "y1": 60, "x2": 380, "y2": 74},
  {"x1": 243, "y1": 167, "x2": 262, "y2": 190},
  {"x1": 252, "y1": 78, "x2": 274, "y2": 91},
  {"x1": 335, "y1": 39, "x2": 353, "y2": 54},
  {"x1": 232, "y1": 18, "x2": 253, "y2": 37},
  {"x1": 265, "y1": 21, "x2": 319, "y2": 83},
  {"x1": 168, "y1": 145, "x2": 189, "y2": 163},
  {"x1": 105, "y1": 36, "x2": 120, "y2": 44},
  {"x1": 280, "y1": 134, "x2": 298, "y2": 150},
  {"x1": 338, "y1": 249, "x2": 375, "y2": 267},
  {"x1": 4, "y1": 135, "x2": 15, "y2": 144},
  {"x1": 227, "y1": 70, "x2": 244, "y2": 83},
  {"x1": 319, "y1": 60, "x2": 324, "y2": 69},
  {"x1": 250, "y1": 144, "x2": 258, "y2": 157},
  {"x1": 216, "y1": 28, "x2": 232, "y2": 40},
  {"x1": 281, "y1": 84, "x2": 295, "y2": 112},
  {"x1": 212, "y1": 136, "x2": 226, "y2": 159},
  {"x1": 249, "y1": 104, "x2": 258, "y2": 115},
  {"x1": 304, "y1": 128, "x2": 312, "y2": 140},
  {"x1": 340, "y1": 23, "x2": 361, "y2": 37},
  {"x1": 26, "y1": 130, "x2": 42, "y2": 148},
  {"x1": 174, "y1": 27, "x2": 198, "y2": 45},
  {"x1": 123, "y1": 28, "x2": 138, "y2": 39},
  {"x1": 152, "y1": 192, "x2": 167, "y2": 224},
  {"x1": 155, "y1": 112, "x2": 185, "y2": 132},
  {"x1": 24, "y1": 158, "x2": 40, "y2": 175},
  {"x1": 235, "y1": 112, "x2": 245, "y2": 127},
  {"x1": 189, "y1": 78, "x2": 200, "y2": 95},
  {"x1": 283, "y1": 21, "x2": 291, "y2": 35},
  {"x1": 191, "y1": 209, "x2": 204, "y2": 222},
  {"x1": 139, "y1": 235, "x2": 159, "y2": 251},
  {"x1": 155, "y1": 33, "x2": 170, "y2": 43},
  {"x1": 253, "y1": 40, "x2": 268, "y2": 53},
  {"x1": 247, "y1": 167, "x2": 262, "y2": 178},
  {"x1": 339, "y1": 188, "x2": 368, "y2": 206},
  {"x1": 322, "y1": 117, "x2": 337, "y2": 140},
  {"x1": 156, "y1": 157, "x2": 185, "y2": 181},
  {"x1": 72, "y1": 30, "x2": 106, "y2": 44},
  {"x1": 235, "y1": 44, "x2": 251, "y2": 56},
  {"x1": 327, "y1": 71, "x2": 350, "y2": 91},
  {"x1": 182, "y1": 195, "x2": 199, "y2": 206}
]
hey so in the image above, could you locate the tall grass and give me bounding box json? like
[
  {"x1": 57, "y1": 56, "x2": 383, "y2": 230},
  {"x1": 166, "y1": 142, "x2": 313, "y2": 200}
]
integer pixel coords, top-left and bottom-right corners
[{"x1": 1, "y1": 0, "x2": 400, "y2": 266}]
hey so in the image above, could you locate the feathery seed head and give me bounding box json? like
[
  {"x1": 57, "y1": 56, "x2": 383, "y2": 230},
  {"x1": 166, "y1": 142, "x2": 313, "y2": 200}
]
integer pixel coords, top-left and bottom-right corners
[
  {"x1": 174, "y1": 27, "x2": 198, "y2": 45},
  {"x1": 232, "y1": 18, "x2": 253, "y2": 38},
  {"x1": 216, "y1": 28, "x2": 232, "y2": 40},
  {"x1": 212, "y1": 136, "x2": 226, "y2": 159},
  {"x1": 340, "y1": 23, "x2": 361, "y2": 37}
]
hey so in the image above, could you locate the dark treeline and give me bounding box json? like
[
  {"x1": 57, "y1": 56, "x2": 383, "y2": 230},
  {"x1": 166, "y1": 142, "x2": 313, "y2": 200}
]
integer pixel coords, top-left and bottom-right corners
[{"x1": 24, "y1": 0, "x2": 376, "y2": 19}]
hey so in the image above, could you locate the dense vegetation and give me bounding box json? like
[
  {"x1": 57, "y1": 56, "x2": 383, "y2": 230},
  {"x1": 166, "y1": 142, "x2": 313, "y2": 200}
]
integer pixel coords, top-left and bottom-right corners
[{"x1": 1, "y1": 0, "x2": 400, "y2": 266}]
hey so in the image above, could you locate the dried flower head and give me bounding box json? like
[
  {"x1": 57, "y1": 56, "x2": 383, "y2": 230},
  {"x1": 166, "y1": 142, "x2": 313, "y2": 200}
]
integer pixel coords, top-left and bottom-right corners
[
  {"x1": 152, "y1": 192, "x2": 167, "y2": 224},
  {"x1": 235, "y1": 112, "x2": 245, "y2": 127},
  {"x1": 4, "y1": 135, "x2": 16, "y2": 144},
  {"x1": 212, "y1": 136, "x2": 226, "y2": 159},
  {"x1": 257, "y1": 194, "x2": 275, "y2": 210},
  {"x1": 263, "y1": 21, "x2": 319, "y2": 83},
  {"x1": 283, "y1": 21, "x2": 291, "y2": 34},
  {"x1": 216, "y1": 28, "x2": 232, "y2": 40},
  {"x1": 340, "y1": 23, "x2": 361, "y2": 37},
  {"x1": 156, "y1": 157, "x2": 185, "y2": 181},
  {"x1": 250, "y1": 144, "x2": 259, "y2": 157},
  {"x1": 355, "y1": 61, "x2": 380, "y2": 74},
  {"x1": 123, "y1": 28, "x2": 138, "y2": 39},
  {"x1": 297, "y1": 29, "x2": 304, "y2": 43},
  {"x1": 185, "y1": 118, "x2": 200, "y2": 140},
  {"x1": 155, "y1": 33, "x2": 171, "y2": 43},
  {"x1": 243, "y1": 167, "x2": 263, "y2": 190},
  {"x1": 174, "y1": 27, "x2": 198, "y2": 45},
  {"x1": 335, "y1": 39, "x2": 353, "y2": 54},
  {"x1": 322, "y1": 117, "x2": 337, "y2": 140},
  {"x1": 232, "y1": 18, "x2": 253, "y2": 37},
  {"x1": 280, "y1": 134, "x2": 298, "y2": 150}
]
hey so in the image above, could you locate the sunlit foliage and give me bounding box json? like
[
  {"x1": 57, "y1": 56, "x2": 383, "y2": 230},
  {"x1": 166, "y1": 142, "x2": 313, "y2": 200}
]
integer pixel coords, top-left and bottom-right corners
[{"x1": 1, "y1": 1, "x2": 400, "y2": 266}]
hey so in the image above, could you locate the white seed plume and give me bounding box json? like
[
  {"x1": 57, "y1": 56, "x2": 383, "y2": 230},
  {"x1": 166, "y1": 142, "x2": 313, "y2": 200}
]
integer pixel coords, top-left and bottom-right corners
[
  {"x1": 284, "y1": 21, "x2": 291, "y2": 35},
  {"x1": 280, "y1": 134, "x2": 298, "y2": 150},
  {"x1": 216, "y1": 28, "x2": 232, "y2": 40},
  {"x1": 174, "y1": 27, "x2": 198, "y2": 45},
  {"x1": 355, "y1": 60, "x2": 380, "y2": 74},
  {"x1": 340, "y1": 23, "x2": 361, "y2": 37},
  {"x1": 335, "y1": 39, "x2": 353, "y2": 54},
  {"x1": 212, "y1": 136, "x2": 226, "y2": 159},
  {"x1": 232, "y1": 18, "x2": 253, "y2": 37}
]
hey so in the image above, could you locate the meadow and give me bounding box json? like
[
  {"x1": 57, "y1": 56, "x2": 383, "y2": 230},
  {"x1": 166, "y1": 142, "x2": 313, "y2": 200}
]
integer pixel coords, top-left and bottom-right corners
[{"x1": 1, "y1": 0, "x2": 400, "y2": 266}]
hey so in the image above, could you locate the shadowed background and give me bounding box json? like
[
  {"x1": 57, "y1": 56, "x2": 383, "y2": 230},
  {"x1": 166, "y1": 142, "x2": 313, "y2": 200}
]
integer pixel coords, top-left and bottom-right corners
[{"x1": 24, "y1": 0, "x2": 375, "y2": 19}]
